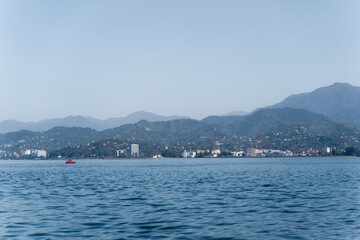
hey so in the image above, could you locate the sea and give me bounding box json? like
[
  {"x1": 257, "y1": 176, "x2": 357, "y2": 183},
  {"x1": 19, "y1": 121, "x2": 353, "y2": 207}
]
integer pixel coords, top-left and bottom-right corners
[{"x1": 0, "y1": 157, "x2": 359, "y2": 239}]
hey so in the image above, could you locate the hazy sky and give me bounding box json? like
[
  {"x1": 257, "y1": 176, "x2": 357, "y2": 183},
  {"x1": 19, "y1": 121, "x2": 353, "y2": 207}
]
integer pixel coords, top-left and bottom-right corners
[{"x1": 0, "y1": 0, "x2": 359, "y2": 121}]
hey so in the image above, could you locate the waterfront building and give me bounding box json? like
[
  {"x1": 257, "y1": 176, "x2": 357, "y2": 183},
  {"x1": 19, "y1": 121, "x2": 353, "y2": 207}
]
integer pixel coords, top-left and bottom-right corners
[
  {"x1": 267, "y1": 150, "x2": 293, "y2": 157},
  {"x1": 211, "y1": 149, "x2": 221, "y2": 157},
  {"x1": 181, "y1": 150, "x2": 196, "y2": 158},
  {"x1": 322, "y1": 147, "x2": 332, "y2": 153},
  {"x1": 131, "y1": 144, "x2": 139, "y2": 157},
  {"x1": 24, "y1": 150, "x2": 32, "y2": 156},
  {"x1": 246, "y1": 147, "x2": 256, "y2": 157},
  {"x1": 231, "y1": 151, "x2": 245, "y2": 157},
  {"x1": 116, "y1": 149, "x2": 125, "y2": 157},
  {"x1": 23, "y1": 149, "x2": 47, "y2": 158},
  {"x1": 35, "y1": 150, "x2": 47, "y2": 158}
]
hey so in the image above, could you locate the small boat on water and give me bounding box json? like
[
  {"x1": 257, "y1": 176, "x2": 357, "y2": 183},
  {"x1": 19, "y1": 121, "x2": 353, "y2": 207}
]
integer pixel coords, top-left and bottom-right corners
[{"x1": 65, "y1": 160, "x2": 76, "y2": 164}]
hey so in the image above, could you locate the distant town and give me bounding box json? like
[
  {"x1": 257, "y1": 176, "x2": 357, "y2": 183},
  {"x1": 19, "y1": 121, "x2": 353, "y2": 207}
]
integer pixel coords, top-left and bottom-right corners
[{"x1": 1, "y1": 142, "x2": 358, "y2": 160}]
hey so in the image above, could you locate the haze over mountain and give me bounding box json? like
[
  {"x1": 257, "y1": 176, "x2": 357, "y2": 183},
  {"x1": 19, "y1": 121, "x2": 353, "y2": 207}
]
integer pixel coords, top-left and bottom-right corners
[
  {"x1": 271, "y1": 83, "x2": 360, "y2": 126},
  {"x1": 222, "y1": 111, "x2": 249, "y2": 117},
  {"x1": 1, "y1": 82, "x2": 359, "y2": 134},
  {"x1": 0, "y1": 111, "x2": 188, "y2": 134}
]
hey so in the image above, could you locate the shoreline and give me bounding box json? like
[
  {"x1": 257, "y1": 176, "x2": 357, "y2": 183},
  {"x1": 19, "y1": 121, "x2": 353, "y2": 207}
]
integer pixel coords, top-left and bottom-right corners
[{"x1": 0, "y1": 155, "x2": 358, "y2": 161}]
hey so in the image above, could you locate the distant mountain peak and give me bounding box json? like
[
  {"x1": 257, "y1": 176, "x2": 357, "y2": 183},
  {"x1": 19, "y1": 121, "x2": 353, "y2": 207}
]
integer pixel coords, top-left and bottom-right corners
[
  {"x1": 271, "y1": 82, "x2": 360, "y2": 126},
  {"x1": 223, "y1": 111, "x2": 248, "y2": 116},
  {"x1": 312, "y1": 82, "x2": 358, "y2": 93},
  {"x1": 331, "y1": 82, "x2": 353, "y2": 87},
  {"x1": 125, "y1": 111, "x2": 158, "y2": 119}
]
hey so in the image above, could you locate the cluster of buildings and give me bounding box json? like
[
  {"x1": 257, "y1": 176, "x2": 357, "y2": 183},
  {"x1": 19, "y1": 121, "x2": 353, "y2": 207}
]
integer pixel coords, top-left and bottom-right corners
[
  {"x1": 181, "y1": 148, "x2": 294, "y2": 158},
  {"x1": 22, "y1": 149, "x2": 47, "y2": 158},
  {"x1": 244, "y1": 147, "x2": 336, "y2": 157},
  {"x1": 179, "y1": 146, "x2": 334, "y2": 158},
  {"x1": 0, "y1": 140, "x2": 335, "y2": 160},
  {"x1": 296, "y1": 147, "x2": 334, "y2": 157},
  {"x1": 0, "y1": 150, "x2": 20, "y2": 159},
  {"x1": 246, "y1": 148, "x2": 293, "y2": 157},
  {"x1": 116, "y1": 144, "x2": 140, "y2": 158},
  {"x1": 0, "y1": 149, "x2": 47, "y2": 159},
  {"x1": 179, "y1": 148, "x2": 295, "y2": 158},
  {"x1": 181, "y1": 149, "x2": 222, "y2": 158},
  {"x1": 180, "y1": 148, "x2": 294, "y2": 158}
]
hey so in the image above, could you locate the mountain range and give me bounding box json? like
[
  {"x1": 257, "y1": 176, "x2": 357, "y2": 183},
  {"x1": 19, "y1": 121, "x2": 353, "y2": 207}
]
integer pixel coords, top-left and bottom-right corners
[
  {"x1": 0, "y1": 81, "x2": 360, "y2": 157},
  {"x1": 0, "y1": 111, "x2": 188, "y2": 134},
  {"x1": 1, "y1": 107, "x2": 359, "y2": 156},
  {"x1": 0, "y1": 82, "x2": 359, "y2": 134}
]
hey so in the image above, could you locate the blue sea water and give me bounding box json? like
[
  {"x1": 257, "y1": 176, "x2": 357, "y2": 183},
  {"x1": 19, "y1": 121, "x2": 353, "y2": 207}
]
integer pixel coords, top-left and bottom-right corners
[{"x1": 0, "y1": 158, "x2": 359, "y2": 239}]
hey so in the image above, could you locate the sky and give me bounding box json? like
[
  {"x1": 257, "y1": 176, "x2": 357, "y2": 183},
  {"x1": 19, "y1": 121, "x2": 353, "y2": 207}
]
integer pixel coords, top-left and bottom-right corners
[{"x1": 0, "y1": 0, "x2": 359, "y2": 121}]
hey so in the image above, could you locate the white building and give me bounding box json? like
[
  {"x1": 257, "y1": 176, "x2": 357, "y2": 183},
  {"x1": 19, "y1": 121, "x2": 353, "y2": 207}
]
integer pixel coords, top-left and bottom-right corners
[
  {"x1": 181, "y1": 150, "x2": 196, "y2": 158},
  {"x1": 211, "y1": 149, "x2": 221, "y2": 155},
  {"x1": 35, "y1": 150, "x2": 47, "y2": 158},
  {"x1": 116, "y1": 149, "x2": 125, "y2": 157},
  {"x1": 131, "y1": 144, "x2": 139, "y2": 157},
  {"x1": 24, "y1": 149, "x2": 32, "y2": 156},
  {"x1": 322, "y1": 147, "x2": 332, "y2": 153},
  {"x1": 231, "y1": 151, "x2": 245, "y2": 157},
  {"x1": 267, "y1": 150, "x2": 293, "y2": 157},
  {"x1": 23, "y1": 149, "x2": 47, "y2": 158}
]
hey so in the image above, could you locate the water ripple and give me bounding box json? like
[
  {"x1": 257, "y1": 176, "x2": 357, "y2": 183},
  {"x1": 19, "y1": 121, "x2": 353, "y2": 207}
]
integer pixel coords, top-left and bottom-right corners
[{"x1": 0, "y1": 158, "x2": 359, "y2": 239}]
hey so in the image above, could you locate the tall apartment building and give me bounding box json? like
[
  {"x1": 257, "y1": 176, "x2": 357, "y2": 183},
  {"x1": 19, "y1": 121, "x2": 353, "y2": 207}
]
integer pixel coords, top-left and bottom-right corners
[{"x1": 131, "y1": 144, "x2": 139, "y2": 157}]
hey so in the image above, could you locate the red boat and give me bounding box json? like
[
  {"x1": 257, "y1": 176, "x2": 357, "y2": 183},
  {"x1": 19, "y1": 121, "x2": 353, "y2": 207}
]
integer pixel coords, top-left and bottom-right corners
[{"x1": 65, "y1": 160, "x2": 76, "y2": 164}]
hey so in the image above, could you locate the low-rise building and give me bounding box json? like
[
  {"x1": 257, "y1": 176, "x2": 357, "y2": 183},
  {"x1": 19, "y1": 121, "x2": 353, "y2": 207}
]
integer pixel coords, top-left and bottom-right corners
[
  {"x1": 181, "y1": 150, "x2": 196, "y2": 158},
  {"x1": 267, "y1": 150, "x2": 293, "y2": 157},
  {"x1": 116, "y1": 149, "x2": 125, "y2": 157},
  {"x1": 322, "y1": 147, "x2": 333, "y2": 154},
  {"x1": 211, "y1": 149, "x2": 221, "y2": 157},
  {"x1": 246, "y1": 147, "x2": 256, "y2": 157},
  {"x1": 231, "y1": 151, "x2": 245, "y2": 157}
]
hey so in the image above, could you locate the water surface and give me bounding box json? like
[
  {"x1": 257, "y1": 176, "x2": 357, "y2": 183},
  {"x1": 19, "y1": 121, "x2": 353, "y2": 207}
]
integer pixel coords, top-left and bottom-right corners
[{"x1": 0, "y1": 158, "x2": 359, "y2": 239}]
